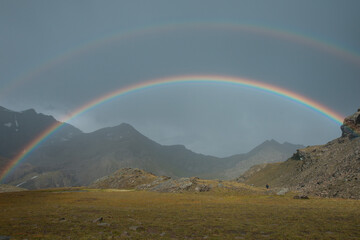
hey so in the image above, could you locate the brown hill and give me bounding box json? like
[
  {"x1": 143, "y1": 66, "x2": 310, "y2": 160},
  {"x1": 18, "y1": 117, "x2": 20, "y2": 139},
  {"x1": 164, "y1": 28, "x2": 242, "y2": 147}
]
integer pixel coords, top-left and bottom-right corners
[
  {"x1": 90, "y1": 168, "x2": 169, "y2": 189},
  {"x1": 238, "y1": 108, "x2": 360, "y2": 199},
  {"x1": 90, "y1": 168, "x2": 263, "y2": 194}
]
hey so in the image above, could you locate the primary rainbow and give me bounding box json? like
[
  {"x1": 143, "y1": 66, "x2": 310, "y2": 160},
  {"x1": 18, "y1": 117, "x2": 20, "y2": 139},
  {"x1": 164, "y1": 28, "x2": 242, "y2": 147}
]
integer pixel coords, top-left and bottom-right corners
[{"x1": 0, "y1": 75, "x2": 345, "y2": 182}]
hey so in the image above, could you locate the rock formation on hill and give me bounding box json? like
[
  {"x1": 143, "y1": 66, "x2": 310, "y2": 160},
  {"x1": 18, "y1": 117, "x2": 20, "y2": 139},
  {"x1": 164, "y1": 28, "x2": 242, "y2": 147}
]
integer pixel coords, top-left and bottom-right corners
[
  {"x1": 238, "y1": 108, "x2": 360, "y2": 199},
  {"x1": 90, "y1": 168, "x2": 169, "y2": 190},
  {"x1": 90, "y1": 168, "x2": 263, "y2": 194},
  {"x1": 341, "y1": 108, "x2": 360, "y2": 139}
]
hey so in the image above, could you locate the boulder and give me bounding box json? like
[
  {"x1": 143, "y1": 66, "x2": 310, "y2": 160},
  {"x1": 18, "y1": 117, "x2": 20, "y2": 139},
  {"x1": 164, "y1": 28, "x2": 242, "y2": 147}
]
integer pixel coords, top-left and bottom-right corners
[
  {"x1": 341, "y1": 108, "x2": 360, "y2": 139},
  {"x1": 293, "y1": 195, "x2": 309, "y2": 199},
  {"x1": 129, "y1": 226, "x2": 145, "y2": 231},
  {"x1": 97, "y1": 222, "x2": 110, "y2": 227},
  {"x1": 93, "y1": 217, "x2": 103, "y2": 223},
  {"x1": 195, "y1": 184, "x2": 211, "y2": 192},
  {"x1": 276, "y1": 188, "x2": 289, "y2": 195}
]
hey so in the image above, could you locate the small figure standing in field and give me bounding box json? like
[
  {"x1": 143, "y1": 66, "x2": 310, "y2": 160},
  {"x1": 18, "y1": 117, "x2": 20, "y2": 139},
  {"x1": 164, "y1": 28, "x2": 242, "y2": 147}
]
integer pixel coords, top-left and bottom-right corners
[{"x1": 266, "y1": 184, "x2": 269, "y2": 189}]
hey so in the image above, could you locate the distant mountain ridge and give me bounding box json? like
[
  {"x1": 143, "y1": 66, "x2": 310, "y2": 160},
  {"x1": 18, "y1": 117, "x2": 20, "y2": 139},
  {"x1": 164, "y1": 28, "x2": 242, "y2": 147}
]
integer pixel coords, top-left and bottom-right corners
[
  {"x1": 217, "y1": 139, "x2": 304, "y2": 179},
  {"x1": 0, "y1": 106, "x2": 303, "y2": 189}
]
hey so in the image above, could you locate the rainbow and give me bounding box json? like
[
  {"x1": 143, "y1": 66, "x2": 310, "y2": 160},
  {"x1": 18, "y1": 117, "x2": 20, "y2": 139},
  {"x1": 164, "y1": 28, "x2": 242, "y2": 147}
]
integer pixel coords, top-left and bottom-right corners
[
  {"x1": 0, "y1": 75, "x2": 345, "y2": 183},
  {"x1": 2, "y1": 22, "x2": 360, "y2": 100}
]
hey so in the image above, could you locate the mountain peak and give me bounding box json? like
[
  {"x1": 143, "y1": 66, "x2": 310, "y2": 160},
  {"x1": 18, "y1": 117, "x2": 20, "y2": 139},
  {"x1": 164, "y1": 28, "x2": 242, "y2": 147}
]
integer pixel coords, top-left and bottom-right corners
[
  {"x1": 257, "y1": 139, "x2": 280, "y2": 148},
  {"x1": 90, "y1": 122, "x2": 147, "y2": 141},
  {"x1": 267, "y1": 139, "x2": 279, "y2": 144},
  {"x1": 0, "y1": 106, "x2": 82, "y2": 159},
  {"x1": 21, "y1": 108, "x2": 37, "y2": 115},
  {"x1": 107, "y1": 123, "x2": 139, "y2": 134},
  {"x1": 116, "y1": 122, "x2": 137, "y2": 130}
]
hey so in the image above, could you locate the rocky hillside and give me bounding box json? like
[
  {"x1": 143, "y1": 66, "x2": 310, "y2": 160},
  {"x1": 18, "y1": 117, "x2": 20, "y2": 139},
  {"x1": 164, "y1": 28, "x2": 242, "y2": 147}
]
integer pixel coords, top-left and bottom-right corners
[
  {"x1": 238, "y1": 108, "x2": 360, "y2": 199},
  {"x1": 90, "y1": 168, "x2": 263, "y2": 194}
]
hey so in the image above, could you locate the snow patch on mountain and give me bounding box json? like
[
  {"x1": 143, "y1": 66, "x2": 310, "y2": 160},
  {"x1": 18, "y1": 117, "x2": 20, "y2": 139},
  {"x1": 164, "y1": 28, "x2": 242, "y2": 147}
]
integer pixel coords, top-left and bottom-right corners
[{"x1": 4, "y1": 122, "x2": 12, "y2": 127}]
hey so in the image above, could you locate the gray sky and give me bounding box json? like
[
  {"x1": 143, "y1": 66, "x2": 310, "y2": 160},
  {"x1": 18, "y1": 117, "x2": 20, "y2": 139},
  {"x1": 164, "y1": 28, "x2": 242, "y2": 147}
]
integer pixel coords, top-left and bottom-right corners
[{"x1": 1, "y1": 0, "x2": 359, "y2": 157}]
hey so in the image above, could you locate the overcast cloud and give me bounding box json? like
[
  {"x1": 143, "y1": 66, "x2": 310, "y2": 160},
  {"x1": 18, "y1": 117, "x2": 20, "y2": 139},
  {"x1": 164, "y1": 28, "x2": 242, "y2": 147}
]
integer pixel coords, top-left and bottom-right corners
[{"x1": 1, "y1": 0, "x2": 359, "y2": 156}]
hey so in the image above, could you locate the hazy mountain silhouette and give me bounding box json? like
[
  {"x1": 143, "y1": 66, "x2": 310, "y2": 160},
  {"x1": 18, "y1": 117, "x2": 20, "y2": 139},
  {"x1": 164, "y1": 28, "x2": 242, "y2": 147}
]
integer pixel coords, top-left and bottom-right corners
[
  {"x1": 0, "y1": 106, "x2": 82, "y2": 181},
  {"x1": 0, "y1": 106, "x2": 303, "y2": 189},
  {"x1": 0, "y1": 106, "x2": 82, "y2": 158}
]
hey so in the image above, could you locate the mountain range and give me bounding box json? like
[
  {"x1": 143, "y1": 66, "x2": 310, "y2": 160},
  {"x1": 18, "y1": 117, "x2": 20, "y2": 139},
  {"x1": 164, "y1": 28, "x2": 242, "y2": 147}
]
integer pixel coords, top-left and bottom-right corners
[{"x1": 0, "y1": 106, "x2": 303, "y2": 189}]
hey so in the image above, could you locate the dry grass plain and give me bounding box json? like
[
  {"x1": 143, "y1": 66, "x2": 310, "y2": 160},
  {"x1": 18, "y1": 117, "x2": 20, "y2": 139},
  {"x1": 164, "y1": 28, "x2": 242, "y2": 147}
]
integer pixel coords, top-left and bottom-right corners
[{"x1": 0, "y1": 188, "x2": 359, "y2": 239}]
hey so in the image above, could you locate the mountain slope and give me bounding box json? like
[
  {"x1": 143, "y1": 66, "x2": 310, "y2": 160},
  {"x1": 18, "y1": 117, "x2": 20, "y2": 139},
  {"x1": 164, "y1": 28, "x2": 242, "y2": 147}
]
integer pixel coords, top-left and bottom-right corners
[
  {"x1": 0, "y1": 106, "x2": 82, "y2": 183},
  {"x1": 0, "y1": 106, "x2": 82, "y2": 158},
  {"x1": 238, "y1": 108, "x2": 360, "y2": 199}
]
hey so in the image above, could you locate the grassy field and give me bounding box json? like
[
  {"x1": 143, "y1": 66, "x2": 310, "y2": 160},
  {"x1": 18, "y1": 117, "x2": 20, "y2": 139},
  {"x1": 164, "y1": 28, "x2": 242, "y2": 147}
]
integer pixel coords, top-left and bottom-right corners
[{"x1": 0, "y1": 188, "x2": 359, "y2": 239}]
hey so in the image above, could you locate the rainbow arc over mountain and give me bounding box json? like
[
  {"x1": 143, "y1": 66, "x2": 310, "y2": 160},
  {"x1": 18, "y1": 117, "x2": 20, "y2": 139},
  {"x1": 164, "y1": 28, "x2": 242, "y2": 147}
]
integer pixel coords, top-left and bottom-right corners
[{"x1": 0, "y1": 75, "x2": 345, "y2": 183}]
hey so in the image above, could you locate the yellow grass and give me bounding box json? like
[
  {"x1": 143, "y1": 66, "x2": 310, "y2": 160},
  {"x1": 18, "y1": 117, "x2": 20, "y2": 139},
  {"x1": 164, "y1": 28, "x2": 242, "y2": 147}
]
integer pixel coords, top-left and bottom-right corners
[{"x1": 0, "y1": 188, "x2": 359, "y2": 239}]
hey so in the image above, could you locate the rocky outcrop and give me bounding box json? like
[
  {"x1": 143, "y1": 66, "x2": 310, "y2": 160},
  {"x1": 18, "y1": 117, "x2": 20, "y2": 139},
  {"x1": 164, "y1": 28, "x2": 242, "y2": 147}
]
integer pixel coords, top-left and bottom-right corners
[
  {"x1": 90, "y1": 168, "x2": 208, "y2": 193},
  {"x1": 137, "y1": 177, "x2": 204, "y2": 193},
  {"x1": 90, "y1": 168, "x2": 263, "y2": 194},
  {"x1": 341, "y1": 108, "x2": 360, "y2": 139},
  {"x1": 89, "y1": 168, "x2": 167, "y2": 189}
]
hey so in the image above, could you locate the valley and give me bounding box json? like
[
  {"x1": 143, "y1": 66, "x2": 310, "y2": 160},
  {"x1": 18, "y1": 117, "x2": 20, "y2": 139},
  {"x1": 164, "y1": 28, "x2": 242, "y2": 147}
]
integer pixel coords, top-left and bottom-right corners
[{"x1": 0, "y1": 188, "x2": 359, "y2": 239}]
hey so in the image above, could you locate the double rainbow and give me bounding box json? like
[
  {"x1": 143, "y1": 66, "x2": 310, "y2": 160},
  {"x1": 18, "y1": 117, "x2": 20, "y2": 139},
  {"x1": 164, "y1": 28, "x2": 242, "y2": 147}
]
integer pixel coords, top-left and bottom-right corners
[{"x1": 0, "y1": 75, "x2": 344, "y2": 183}]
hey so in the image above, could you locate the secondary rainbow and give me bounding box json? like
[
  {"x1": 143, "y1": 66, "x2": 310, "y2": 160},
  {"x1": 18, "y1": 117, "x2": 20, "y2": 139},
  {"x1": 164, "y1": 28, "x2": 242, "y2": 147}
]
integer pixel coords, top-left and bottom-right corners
[
  {"x1": 0, "y1": 75, "x2": 345, "y2": 182},
  {"x1": 2, "y1": 22, "x2": 360, "y2": 100}
]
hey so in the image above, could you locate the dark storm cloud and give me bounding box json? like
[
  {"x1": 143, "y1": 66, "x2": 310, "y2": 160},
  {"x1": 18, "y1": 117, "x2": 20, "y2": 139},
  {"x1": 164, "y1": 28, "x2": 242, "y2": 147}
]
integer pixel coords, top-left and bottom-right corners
[{"x1": 0, "y1": 0, "x2": 359, "y2": 156}]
